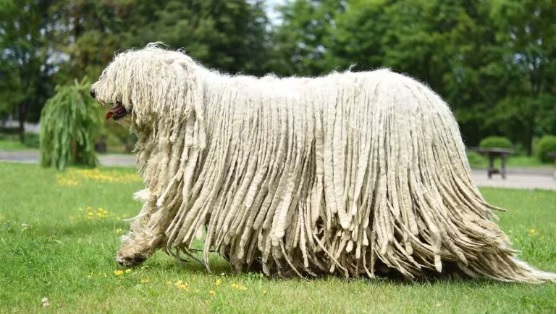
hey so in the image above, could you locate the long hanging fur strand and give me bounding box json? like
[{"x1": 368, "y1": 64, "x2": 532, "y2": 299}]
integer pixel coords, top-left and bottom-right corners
[{"x1": 91, "y1": 44, "x2": 555, "y2": 283}]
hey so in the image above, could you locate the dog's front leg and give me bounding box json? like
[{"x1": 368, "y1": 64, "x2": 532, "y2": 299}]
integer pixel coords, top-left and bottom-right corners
[{"x1": 116, "y1": 190, "x2": 166, "y2": 267}]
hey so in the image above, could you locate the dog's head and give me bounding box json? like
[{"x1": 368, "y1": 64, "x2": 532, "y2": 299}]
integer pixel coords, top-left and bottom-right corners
[{"x1": 90, "y1": 44, "x2": 198, "y2": 130}]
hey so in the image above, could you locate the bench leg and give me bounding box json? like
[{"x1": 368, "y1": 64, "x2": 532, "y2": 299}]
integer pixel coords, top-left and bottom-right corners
[
  {"x1": 501, "y1": 156, "x2": 507, "y2": 180},
  {"x1": 488, "y1": 156, "x2": 494, "y2": 179}
]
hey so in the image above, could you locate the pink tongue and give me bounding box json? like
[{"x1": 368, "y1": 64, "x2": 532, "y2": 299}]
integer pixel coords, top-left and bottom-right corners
[{"x1": 105, "y1": 104, "x2": 127, "y2": 120}]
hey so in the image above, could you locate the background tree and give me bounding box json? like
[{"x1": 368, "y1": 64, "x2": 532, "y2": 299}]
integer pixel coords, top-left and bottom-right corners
[
  {"x1": 0, "y1": 0, "x2": 554, "y2": 155},
  {"x1": 268, "y1": 0, "x2": 344, "y2": 76},
  {"x1": 329, "y1": 0, "x2": 500, "y2": 146},
  {"x1": 48, "y1": 0, "x2": 136, "y2": 83},
  {"x1": 294, "y1": 0, "x2": 555, "y2": 151},
  {"x1": 40, "y1": 79, "x2": 100, "y2": 170},
  {"x1": 42, "y1": 0, "x2": 272, "y2": 152},
  {"x1": 487, "y1": 0, "x2": 556, "y2": 154},
  {"x1": 120, "y1": 0, "x2": 270, "y2": 75},
  {"x1": 0, "y1": 0, "x2": 54, "y2": 142}
]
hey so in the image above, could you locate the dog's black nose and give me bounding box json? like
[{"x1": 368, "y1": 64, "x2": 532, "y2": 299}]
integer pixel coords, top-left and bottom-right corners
[{"x1": 90, "y1": 89, "x2": 96, "y2": 98}]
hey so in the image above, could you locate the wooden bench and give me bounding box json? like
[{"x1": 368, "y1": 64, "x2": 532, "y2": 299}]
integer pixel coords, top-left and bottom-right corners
[
  {"x1": 94, "y1": 135, "x2": 107, "y2": 153},
  {"x1": 474, "y1": 148, "x2": 514, "y2": 179}
]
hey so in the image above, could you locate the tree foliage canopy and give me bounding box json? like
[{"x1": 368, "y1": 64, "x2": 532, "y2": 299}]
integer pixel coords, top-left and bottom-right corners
[
  {"x1": 0, "y1": 0, "x2": 554, "y2": 154},
  {"x1": 271, "y1": 0, "x2": 555, "y2": 151},
  {"x1": 0, "y1": 0, "x2": 53, "y2": 141}
]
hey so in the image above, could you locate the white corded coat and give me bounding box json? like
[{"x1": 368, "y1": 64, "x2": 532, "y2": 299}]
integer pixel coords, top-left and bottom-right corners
[{"x1": 92, "y1": 45, "x2": 554, "y2": 282}]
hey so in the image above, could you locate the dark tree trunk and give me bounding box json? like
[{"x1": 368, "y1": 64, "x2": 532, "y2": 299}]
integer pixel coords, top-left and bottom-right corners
[
  {"x1": 71, "y1": 140, "x2": 78, "y2": 163},
  {"x1": 524, "y1": 112, "x2": 536, "y2": 156},
  {"x1": 525, "y1": 133, "x2": 533, "y2": 156},
  {"x1": 18, "y1": 102, "x2": 28, "y2": 143}
]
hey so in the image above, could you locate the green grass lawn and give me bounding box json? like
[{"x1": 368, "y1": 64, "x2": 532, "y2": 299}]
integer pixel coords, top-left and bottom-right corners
[
  {"x1": 0, "y1": 133, "x2": 40, "y2": 151},
  {"x1": 467, "y1": 151, "x2": 554, "y2": 169},
  {"x1": 0, "y1": 163, "x2": 555, "y2": 313},
  {"x1": 0, "y1": 139, "x2": 35, "y2": 151}
]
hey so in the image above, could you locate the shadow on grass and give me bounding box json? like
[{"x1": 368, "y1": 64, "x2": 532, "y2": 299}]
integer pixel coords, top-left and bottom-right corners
[{"x1": 129, "y1": 249, "x2": 524, "y2": 288}]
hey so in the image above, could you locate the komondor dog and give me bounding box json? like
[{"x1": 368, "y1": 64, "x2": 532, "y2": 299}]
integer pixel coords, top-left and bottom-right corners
[{"x1": 90, "y1": 44, "x2": 554, "y2": 283}]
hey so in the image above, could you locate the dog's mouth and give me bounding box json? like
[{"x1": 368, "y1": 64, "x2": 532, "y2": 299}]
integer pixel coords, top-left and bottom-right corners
[{"x1": 105, "y1": 102, "x2": 128, "y2": 120}]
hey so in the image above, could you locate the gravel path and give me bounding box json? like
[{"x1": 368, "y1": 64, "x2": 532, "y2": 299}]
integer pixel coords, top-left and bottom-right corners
[{"x1": 1, "y1": 150, "x2": 554, "y2": 190}]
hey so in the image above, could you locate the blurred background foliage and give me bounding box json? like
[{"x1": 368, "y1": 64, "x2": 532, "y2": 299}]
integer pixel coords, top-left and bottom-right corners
[
  {"x1": 40, "y1": 78, "x2": 100, "y2": 170},
  {"x1": 0, "y1": 0, "x2": 554, "y2": 158}
]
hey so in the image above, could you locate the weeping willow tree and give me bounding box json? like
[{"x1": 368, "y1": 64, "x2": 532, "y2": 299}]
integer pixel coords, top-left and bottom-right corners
[{"x1": 40, "y1": 78, "x2": 101, "y2": 170}]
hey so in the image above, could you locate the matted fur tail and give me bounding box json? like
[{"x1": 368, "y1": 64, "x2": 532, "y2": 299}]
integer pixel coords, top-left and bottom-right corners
[{"x1": 457, "y1": 255, "x2": 555, "y2": 283}]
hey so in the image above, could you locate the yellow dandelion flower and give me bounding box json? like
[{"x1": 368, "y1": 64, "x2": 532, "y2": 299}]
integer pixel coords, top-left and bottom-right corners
[
  {"x1": 209, "y1": 290, "x2": 216, "y2": 297},
  {"x1": 215, "y1": 279, "x2": 222, "y2": 286},
  {"x1": 125, "y1": 269, "x2": 132, "y2": 273},
  {"x1": 114, "y1": 270, "x2": 124, "y2": 276},
  {"x1": 174, "y1": 280, "x2": 188, "y2": 289},
  {"x1": 172, "y1": 280, "x2": 188, "y2": 290},
  {"x1": 230, "y1": 283, "x2": 247, "y2": 290}
]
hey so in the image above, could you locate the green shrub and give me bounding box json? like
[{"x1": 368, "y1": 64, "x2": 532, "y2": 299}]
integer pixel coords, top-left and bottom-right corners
[
  {"x1": 40, "y1": 78, "x2": 101, "y2": 170},
  {"x1": 105, "y1": 132, "x2": 123, "y2": 147},
  {"x1": 536, "y1": 135, "x2": 556, "y2": 163},
  {"x1": 0, "y1": 127, "x2": 19, "y2": 135},
  {"x1": 479, "y1": 136, "x2": 513, "y2": 149},
  {"x1": 23, "y1": 133, "x2": 40, "y2": 148},
  {"x1": 466, "y1": 150, "x2": 487, "y2": 168},
  {"x1": 0, "y1": 133, "x2": 40, "y2": 150},
  {"x1": 0, "y1": 133, "x2": 11, "y2": 141}
]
